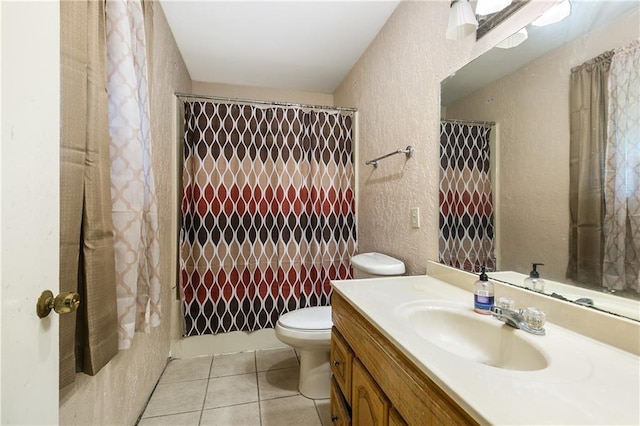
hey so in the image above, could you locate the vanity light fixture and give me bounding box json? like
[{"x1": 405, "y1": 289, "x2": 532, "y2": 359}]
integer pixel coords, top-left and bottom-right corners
[
  {"x1": 495, "y1": 27, "x2": 528, "y2": 49},
  {"x1": 446, "y1": 0, "x2": 478, "y2": 40},
  {"x1": 475, "y1": 0, "x2": 512, "y2": 16},
  {"x1": 532, "y1": 0, "x2": 571, "y2": 27}
]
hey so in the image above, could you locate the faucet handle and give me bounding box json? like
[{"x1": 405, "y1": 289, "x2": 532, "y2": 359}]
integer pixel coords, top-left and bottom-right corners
[
  {"x1": 524, "y1": 307, "x2": 546, "y2": 330},
  {"x1": 497, "y1": 297, "x2": 516, "y2": 310}
]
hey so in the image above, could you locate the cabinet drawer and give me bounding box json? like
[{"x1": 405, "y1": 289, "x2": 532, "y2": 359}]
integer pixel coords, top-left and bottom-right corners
[
  {"x1": 331, "y1": 327, "x2": 353, "y2": 404},
  {"x1": 352, "y1": 358, "x2": 389, "y2": 426},
  {"x1": 330, "y1": 376, "x2": 352, "y2": 426}
]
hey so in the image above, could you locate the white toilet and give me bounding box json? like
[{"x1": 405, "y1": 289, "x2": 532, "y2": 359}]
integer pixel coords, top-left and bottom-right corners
[{"x1": 274, "y1": 252, "x2": 405, "y2": 399}]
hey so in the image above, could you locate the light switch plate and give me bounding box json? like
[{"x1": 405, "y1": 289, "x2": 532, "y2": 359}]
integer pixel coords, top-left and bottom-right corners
[{"x1": 411, "y1": 207, "x2": 420, "y2": 229}]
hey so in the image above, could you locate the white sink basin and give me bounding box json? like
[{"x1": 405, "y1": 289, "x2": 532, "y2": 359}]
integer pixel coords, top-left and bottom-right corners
[{"x1": 397, "y1": 302, "x2": 549, "y2": 371}]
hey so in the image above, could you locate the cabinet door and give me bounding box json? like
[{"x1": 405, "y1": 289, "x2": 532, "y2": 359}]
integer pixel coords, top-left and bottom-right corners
[
  {"x1": 331, "y1": 327, "x2": 354, "y2": 404},
  {"x1": 330, "y1": 377, "x2": 352, "y2": 426},
  {"x1": 389, "y1": 408, "x2": 407, "y2": 426},
  {"x1": 352, "y1": 359, "x2": 389, "y2": 426}
]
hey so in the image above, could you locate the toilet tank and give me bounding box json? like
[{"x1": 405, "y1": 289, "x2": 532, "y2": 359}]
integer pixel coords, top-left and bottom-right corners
[{"x1": 350, "y1": 252, "x2": 406, "y2": 279}]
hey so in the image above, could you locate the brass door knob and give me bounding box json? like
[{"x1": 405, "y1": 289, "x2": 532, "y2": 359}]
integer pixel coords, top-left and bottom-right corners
[{"x1": 36, "y1": 290, "x2": 80, "y2": 318}]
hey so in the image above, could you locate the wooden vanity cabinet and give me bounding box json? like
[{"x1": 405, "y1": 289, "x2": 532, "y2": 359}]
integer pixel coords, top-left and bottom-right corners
[
  {"x1": 330, "y1": 377, "x2": 351, "y2": 426},
  {"x1": 352, "y1": 358, "x2": 390, "y2": 426},
  {"x1": 389, "y1": 408, "x2": 408, "y2": 426},
  {"x1": 330, "y1": 326, "x2": 353, "y2": 403},
  {"x1": 330, "y1": 292, "x2": 478, "y2": 426}
]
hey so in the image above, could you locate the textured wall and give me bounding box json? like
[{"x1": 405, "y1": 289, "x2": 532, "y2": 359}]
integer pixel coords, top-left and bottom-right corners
[
  {"x1": 59, "y1": 3, "x2": 191, "y2": 424},
  {"x1": 445, "y1": 9, "x2": 640, "y2": 282},
  {"x1": 192, "y1": 81, "x2": 334, "y2": 105},
  {"x1": 333, "y1": 0, "x2": 550, "y2": 275}
]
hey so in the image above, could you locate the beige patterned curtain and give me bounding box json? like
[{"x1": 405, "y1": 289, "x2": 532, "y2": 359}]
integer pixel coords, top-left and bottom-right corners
[
  {"x1": 567, "y1": 51, "x2": 613, "y2": 285},
  {"x1": 106, "y1": 0, "x2": 161, "y2": 349},
  {"x1": 60, "y1": 0, "x2": 119, "y2": 388},
  {"x1": 603, "y1": 39, "x2": 640, "y2": 292}
]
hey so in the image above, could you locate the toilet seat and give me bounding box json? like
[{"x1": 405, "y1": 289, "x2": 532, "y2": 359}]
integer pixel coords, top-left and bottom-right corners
[{"x1": 277, "y1": 306, "x2": 332, "y2": 331}]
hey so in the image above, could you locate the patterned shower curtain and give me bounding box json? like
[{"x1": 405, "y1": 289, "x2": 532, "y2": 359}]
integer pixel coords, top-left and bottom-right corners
[
  {"x1": 180, "y1": 101, "x2": 356, "y2": 335},
  {"x1": 439, "y1": 121, "x2": 496, "y2": 272}
]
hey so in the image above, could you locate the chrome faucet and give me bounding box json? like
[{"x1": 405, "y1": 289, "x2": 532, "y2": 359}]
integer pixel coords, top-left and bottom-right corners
[{"x1": 490, "y1": 306, "x2": 546, "y2": 336}]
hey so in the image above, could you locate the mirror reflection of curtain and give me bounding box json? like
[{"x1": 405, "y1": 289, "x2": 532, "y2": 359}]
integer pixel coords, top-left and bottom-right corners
[
  {"x1": 180, "y1": 102, "x2": 356, "y2": 335},
  {"x1": 439, "y1": 122, "x2": 496, "y2": 273},
  {"x1": 567, "y1": 51, "x2": 613, "y2": 286},
  {"x1": 603, "y1": 40, "x2": 640, "y2": 292}
]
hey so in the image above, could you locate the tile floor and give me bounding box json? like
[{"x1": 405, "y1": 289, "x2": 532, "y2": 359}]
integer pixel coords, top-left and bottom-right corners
[{"x1": 137, "y1": 348, "x2": 331, "y2": 426}]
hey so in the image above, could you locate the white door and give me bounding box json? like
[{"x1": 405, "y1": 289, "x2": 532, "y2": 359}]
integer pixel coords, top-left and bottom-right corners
[{"x1": 1, "y1": 1, "x2": 60, "y2": 424}]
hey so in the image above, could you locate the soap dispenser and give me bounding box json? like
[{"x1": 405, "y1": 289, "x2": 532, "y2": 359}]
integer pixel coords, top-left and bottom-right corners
[
  {"x1": 524, "y1": 263, "x2": 545, "y2": 292},
  {"x1": 474, "y1": 265, "x2": 494, "y2": 315}
]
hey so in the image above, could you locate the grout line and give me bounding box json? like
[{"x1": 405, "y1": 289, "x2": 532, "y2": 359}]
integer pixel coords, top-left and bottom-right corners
[
  {"x1": 197, "y1": 355, "x2": 215, "y2": 425},
  {"x1": 313, "y1": 399, "x2": 327, "y2": 426},
  {"x1": 134, "y1": 357, "x2": 172, "y2": 425},
  {"x1": 140, "y1": 409, "x2": 202, "y2": 421},
  {"x1": 313, "y1": 400, "x2": 322, "y2": 426},
  {"x1": 254, "y1": 351, "x2": 264, "y2": 426}
]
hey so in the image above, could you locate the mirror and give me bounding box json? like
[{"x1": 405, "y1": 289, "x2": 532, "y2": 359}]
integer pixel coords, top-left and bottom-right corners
[
  {"x1": 441, "y1": 0, "x2": 640, "y2": 321},
  {"x1": 475, "y1": 0, "x2": 530, "y2": 40}
]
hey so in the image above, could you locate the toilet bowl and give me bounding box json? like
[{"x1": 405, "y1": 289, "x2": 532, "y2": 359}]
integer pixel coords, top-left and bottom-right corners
[
  {"x1": 274, "y1": 252, "x2": 405, "y2": 399},
  {"x1": 274, "y1": 306, "x2": 332, "y2": 399}
]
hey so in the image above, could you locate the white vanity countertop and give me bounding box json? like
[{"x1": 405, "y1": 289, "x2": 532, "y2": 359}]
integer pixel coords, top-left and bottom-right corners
[{"x1": 332, "y1": 275, "x2": 640, "y2": 426}]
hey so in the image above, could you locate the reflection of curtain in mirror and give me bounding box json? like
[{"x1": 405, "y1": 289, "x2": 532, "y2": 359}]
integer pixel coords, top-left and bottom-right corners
[
  {"x1": 180, "y1": 102, "x2": 356, "y2": 335},
  {"x1": 567, "y1": 51, "x2": 613, "y2": 286},
  {"x1": 439, "y1": 122, "x2": 496, "y2": 273},
  {"x1": 603, "y1": 40, "x2": 640, "y2": 293}
]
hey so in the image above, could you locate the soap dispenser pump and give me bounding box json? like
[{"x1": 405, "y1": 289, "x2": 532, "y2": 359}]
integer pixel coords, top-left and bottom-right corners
[
  {"x1": 524, "y1": 263, "x2": 545, "y2": 292},
  {"x1": 473, "y1": 265, "x2": 494, "y2": 315}
]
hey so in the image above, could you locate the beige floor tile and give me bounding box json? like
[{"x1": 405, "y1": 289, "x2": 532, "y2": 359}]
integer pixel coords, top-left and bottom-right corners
[
  {"x1": 210, "y1": 351, "x2": 256, "y2": 378},
  {"x1": 260, "y1": 395, "x2": 322, "y2": 426},
  {"x1": 142, "y1": 379, "x2": 208, "y2": 418},
  {"x1": 137, "y1": 410, "x2": 201, "y2": 426},
  {"x1": 257, "y1": 366, "x2": 299, "y2": 400},
  {"x1": 256, "y1": 347, "x2": 298, "y2": 372},
  {"x1": 204, "y1": 373, "x2": 259, "y2": 409},
  {"x1": 200, "y1": 402, "x2": 261, "y2": 426},
  {"x1": 160, "y1": 356, "x2": 213, "y2": 383},
  {"x1": 314, "y1": 399, "x2": 332, "y2": 426}
]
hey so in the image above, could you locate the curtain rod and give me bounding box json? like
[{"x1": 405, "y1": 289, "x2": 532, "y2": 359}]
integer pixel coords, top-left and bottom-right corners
[
  {"x1": 174, "y1": 92, "x2": 357, "y2": 113},
  {"x1": 441, "y1": 118, "x2": 496, "y2": 127}
]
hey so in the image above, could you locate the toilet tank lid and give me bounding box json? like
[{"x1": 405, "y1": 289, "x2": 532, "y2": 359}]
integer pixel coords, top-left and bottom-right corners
[
  {"x1": 278, "y1": 306, "x2": 332, "y2": 330},
  {"x1": 350, "y1": 252, "x2": 406, "y2": 275}
]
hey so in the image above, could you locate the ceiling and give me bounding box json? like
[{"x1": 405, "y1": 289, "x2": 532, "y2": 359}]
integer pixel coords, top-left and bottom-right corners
[
  {"x1": 159, "y1": 1, "x2": 400, "y2": 94},
  {"x1": 160, "y1": 1, "x2": 638, "y2": 98},
  {"x1": 441, "y1": 0, "x2": 640, "y2": 106}
]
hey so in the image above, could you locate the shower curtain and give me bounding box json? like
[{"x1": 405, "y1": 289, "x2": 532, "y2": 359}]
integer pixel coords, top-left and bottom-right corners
[
  {"x1": 180, "y1": 101, "x2": 356, "y2": 335},
  {"x1": 439, "y1": 121, "x2": 496, "y2": 272}
]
